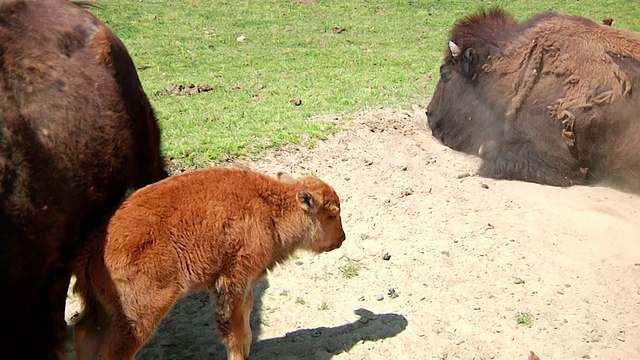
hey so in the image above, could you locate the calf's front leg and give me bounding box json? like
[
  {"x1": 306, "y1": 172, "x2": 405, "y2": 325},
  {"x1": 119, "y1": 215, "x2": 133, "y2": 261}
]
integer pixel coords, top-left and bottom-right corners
[
  {"x1": 214, "y1": 287, "x2": 251, "y2": 360},
  {"x1": 242, "y1": 287, "x2": 254, "y2": 357}
]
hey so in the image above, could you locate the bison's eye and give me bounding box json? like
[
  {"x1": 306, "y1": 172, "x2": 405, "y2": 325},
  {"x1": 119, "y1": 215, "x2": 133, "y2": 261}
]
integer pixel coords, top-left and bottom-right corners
[
  {"x1": 327, "y1": 214, "x2": 337, "y2": 220},
  {"x1": 440, "y1": 66, "x2": 452, "y2": 83}
]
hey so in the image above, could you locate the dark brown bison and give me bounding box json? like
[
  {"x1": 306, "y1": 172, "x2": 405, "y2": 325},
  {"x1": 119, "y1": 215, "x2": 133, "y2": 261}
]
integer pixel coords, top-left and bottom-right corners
[
  {"x1": 426, "y1": 8, "x2": 640, "y2": 192},
  {"x1": 71, "y1": 167, "x2": 346, "y2": 360},
  {"x1": 0, "y1": 0, "x2": 168, "y2": 358}
]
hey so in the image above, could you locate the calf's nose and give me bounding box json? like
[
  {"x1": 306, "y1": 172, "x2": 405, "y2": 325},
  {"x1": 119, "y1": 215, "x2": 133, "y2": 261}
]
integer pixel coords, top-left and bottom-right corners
[{"x1": 334, "y1": 230, "x2": 346, "y2": 249}]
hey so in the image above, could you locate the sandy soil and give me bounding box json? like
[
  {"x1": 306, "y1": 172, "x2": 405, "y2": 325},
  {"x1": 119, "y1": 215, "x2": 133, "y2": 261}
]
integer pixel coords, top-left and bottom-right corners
[{"x1": 64, "y1": 107, "x2": 640, "y2": 359}]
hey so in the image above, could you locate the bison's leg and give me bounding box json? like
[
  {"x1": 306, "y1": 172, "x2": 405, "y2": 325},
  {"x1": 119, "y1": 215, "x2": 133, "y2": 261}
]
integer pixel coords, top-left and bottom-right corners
[
  {"x1": 242, "y1": 287, "x2": 254, "y2": 357},
  {"x1": 26, "y1": 258, "x2": 71, "y2": 359},
  {"x1": 23, "y1": 263, "x2": 70, "y2": 360},
  {"x1": 0, "y1": 233, "x2": 69, "y2": 359},
  {"x1": 214, "y1": 285, "x2": 250, "y2": 360},
  {"x1": 48, "y1": 265, "x2": 73, "y2": 357},
  {"x1": 478, "y1": 137, "x2": 585, "y2": 186}
]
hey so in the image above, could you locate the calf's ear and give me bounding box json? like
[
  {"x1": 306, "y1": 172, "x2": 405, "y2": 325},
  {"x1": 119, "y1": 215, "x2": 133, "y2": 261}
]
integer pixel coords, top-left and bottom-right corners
[
  {"x1": 277, "y1": 172, "x2": 296, "y2": 182},
  {"x1": 297, "y1": 190, "x2": 316, "y2": 212}
]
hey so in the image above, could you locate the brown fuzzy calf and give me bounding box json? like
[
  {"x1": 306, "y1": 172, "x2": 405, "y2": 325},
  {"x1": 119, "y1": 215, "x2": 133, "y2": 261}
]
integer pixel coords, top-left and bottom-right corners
[{"x1": 71, "y1": 167, "x2": 346, "y2": 360}]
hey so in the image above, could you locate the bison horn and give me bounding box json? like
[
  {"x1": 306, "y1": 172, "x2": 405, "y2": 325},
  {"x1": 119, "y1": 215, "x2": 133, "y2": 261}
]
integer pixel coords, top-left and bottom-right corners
[{"x1": 449, "y1": 41, "x2": 461, "y2": 59}]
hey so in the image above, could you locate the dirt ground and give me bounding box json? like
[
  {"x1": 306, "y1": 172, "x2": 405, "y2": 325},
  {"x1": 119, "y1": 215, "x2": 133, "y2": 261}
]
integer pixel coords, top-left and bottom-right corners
[{"x1": 64, "y1": 107, "x2": 640, "y2": 359}]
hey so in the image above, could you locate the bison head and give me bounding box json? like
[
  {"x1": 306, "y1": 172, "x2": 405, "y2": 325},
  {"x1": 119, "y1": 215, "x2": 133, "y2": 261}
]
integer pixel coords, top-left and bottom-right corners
[
  {"x1": 426, "y1": 40, "x2": 504, "y2": 155},
  {"x1": 426, "y1": 8, "x2": 519, "y2": 155}
]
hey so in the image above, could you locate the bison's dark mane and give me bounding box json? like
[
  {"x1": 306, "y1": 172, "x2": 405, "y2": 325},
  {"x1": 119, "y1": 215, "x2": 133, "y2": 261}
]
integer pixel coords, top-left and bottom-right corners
[
  {"x1": 447, "y1": 9, "x2": 604, "y2": 64},
  {"x1": 448, "y1": 8, "x2": 517, "y2": 60}
]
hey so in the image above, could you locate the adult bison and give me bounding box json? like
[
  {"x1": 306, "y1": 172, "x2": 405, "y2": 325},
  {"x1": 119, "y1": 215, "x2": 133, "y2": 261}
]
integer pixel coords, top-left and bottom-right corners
[
  {"x1": 0, "y1": 0, "x2": 168, "y2": 358},
  {"x1": 426, "y1": 8, "x2": 640, "y2": 192}
]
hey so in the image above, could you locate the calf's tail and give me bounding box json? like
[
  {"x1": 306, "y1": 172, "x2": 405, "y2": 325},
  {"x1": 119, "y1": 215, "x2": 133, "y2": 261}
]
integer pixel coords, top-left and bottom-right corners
[
  {"x1": 68, "y1": 228, "x2": 114, "y2": 357},
  {"x1": 68, "y1": 231, "x2": 95, "y2": 302}
]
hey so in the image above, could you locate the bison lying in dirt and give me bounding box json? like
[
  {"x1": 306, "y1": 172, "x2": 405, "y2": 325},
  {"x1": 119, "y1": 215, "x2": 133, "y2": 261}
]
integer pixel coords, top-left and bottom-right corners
[
  {"x1": 71, "y1": 167, "x2": 346, "y2": 360},
  {"x1": 427, "y1": 8, "x2": 640, "y2": 192},
  {"x1": 0, "y1": 0, "x2": 167, "y2": 357}
]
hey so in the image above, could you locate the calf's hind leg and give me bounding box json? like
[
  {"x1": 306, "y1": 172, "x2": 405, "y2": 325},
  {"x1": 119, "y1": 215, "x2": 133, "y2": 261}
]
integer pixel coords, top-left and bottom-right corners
[
  {"x1": 100, "y1": 304, "x2": 174, "y2": 360},
  {"x1": 100, "y1": 287, "x2": 179, "y2": 359},
  {"x1": 99, "y1": 314, "x2": 144, "y2": 360},
  {"x1": 73, "y1": 297, "x2": 110, "y2": 360}
]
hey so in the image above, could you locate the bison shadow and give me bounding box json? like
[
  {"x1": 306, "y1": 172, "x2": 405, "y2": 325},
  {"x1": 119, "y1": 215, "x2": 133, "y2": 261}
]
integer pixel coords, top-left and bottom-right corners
[{"x1": 126, "y1": 276, "x2": 408, "y2": 359}]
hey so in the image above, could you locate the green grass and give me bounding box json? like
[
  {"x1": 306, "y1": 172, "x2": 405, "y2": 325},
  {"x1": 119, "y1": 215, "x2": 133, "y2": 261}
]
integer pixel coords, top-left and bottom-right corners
[
  {"x1": 516, "y1": 312, "x2": 534, "y2": 327},
  {"x1": 339, "y1": 258, "x2": 362, "y2": 279},
  {"x1": 90, "y1": 1, "x2": 639, "y2": 165}
]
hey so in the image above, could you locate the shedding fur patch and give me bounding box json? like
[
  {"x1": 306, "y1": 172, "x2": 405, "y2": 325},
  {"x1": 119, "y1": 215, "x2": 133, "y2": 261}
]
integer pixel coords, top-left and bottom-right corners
[
  {"x1": 89, "y1": 25, "x2": 113, "y2": 66},
  {"x1": 484, "y1": 14, "x2": 640, "y2": 145}
]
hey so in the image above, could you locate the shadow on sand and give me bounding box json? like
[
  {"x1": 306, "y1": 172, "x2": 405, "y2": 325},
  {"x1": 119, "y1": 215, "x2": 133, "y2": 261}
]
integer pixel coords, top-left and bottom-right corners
[
  {"x1": 66, "y1": 276, "x2": 408, "y2": 359},
  {"x1": 248, "y1": 307, "x2": 408, "y2": 359}
]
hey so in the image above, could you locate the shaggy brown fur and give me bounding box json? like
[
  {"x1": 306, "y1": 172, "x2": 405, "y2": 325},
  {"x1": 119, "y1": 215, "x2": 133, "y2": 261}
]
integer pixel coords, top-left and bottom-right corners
[
  {"x1": 71, "y1": 167, "x2": 346, "y2": 360},
  {"x1": 487, "y1": 12, "x2": 638, "y2": 125},
  {"x1": 0, "y1": 0, "x2": 167, "y2": 357},
  {"x1": 427, "y1": 8, "x2": 640, "y2": 192}
]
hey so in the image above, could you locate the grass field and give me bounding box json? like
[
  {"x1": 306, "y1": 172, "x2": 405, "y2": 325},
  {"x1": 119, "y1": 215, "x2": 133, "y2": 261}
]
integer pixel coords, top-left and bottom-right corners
[{"x1": 91, "y1": 1, "x2": 639, "y2": 166}]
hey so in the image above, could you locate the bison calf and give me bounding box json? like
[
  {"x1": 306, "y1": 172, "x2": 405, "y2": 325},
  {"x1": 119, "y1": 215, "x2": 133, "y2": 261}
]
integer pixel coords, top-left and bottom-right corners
[{"x1": 72, "y1": 167, "x2": 346, "y2": 360}]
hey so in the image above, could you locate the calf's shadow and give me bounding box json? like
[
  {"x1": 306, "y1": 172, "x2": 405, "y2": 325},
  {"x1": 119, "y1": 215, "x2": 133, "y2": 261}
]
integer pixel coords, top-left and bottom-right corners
[{"x1": 127, "y1": 277, "x2": 408, "y2": 359}]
